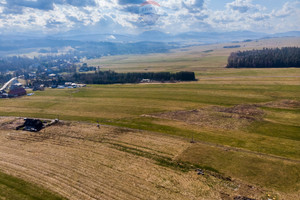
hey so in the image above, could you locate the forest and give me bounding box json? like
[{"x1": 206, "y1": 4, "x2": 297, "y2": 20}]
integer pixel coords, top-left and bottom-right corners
[
  {"x1": 0, "y1": 55, "x2": 80, "y2": 73},
  {"x1": 72, "y1": 71, "x2": 196, "y2": 84},
  {"x1": 226, "y1": 47, "x2": 300, "y2": 68}
]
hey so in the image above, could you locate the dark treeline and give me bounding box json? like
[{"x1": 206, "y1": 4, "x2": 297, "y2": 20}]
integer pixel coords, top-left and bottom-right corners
[
  {"x1": 0, "y1": 54, "x2": 80, "y2": 72},
  {"x1": 0, "y1": 56, "x2": 33, "y2": 72},
  {"x1": 227, "y1": 47, "x2": 300, "y2": 68},
  {"x1": 72, "y1": 71, "x2": 196, "y2": 84}
]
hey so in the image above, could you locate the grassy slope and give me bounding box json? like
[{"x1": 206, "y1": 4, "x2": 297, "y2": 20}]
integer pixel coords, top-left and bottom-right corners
[
  {"x1": 0, "y1": 171, "x2": 66, "y2": 200},
  {"x1": 1, "y1": 79, "x2": 299, "y2": 192},
  {"x1": 0, "y1": 37, "x2": 300, "y2": 196}
]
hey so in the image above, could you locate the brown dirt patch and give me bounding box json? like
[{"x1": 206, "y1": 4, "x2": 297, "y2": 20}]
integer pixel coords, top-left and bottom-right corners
[
  {"x1": 262, "y1": 99, "x2": 300, "y2": 109},
  {"x1": 146, "y1": 104, "x2": 264, "y2": 130},
  {"x1": 0, "y1": 117, "x2": 24, "y2": 130}
]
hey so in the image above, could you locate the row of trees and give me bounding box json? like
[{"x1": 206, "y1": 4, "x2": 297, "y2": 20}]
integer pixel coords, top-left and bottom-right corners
[
  {"x1": 72, "y1": 71, "x2": 196, "y2": 84},
  {"x1": 0, "y1": 56, "x2": 34, "y2": 72},
  {"x1": 227, "y1": 47, "x2": 300, "y2": 68},
  {"x1": 0, "y1": 54, "x2": 80, "y2": 73}
]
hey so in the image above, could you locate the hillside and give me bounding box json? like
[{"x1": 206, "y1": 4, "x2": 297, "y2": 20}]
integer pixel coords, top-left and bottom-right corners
[{"x1": 0, "y1": 37, "x2": 300, "y2": 200}]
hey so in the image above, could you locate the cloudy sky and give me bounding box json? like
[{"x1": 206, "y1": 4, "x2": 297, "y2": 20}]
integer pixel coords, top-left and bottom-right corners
[{"x1": 0, "y1": 0, "x2": 299, "y2": 35}]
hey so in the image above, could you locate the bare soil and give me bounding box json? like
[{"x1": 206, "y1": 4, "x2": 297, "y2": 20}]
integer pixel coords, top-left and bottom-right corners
[
  {"x1": 262, "y1": 99, "x2": 300, "y2": 109},
  {"x1": 145, "y1": 104, "x2": 264, "y2": 130}
]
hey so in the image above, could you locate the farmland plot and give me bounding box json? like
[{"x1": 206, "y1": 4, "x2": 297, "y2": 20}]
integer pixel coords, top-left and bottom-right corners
[{"x1": 1, "y1": 118, "x2": 294, "y2": 200}]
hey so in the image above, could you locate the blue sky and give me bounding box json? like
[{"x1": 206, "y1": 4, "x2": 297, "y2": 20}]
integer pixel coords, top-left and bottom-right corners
[
  {"x1": 209, "y1": 0, "x2": 287, "y2": 11},
  {"x1": 0, "y1": 0, "x2": 299, "y2": 35}
]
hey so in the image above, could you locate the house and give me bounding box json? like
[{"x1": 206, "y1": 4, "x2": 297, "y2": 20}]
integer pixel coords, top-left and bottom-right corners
[
  {"x1": 8, "y1": 83, "x2": 27, "y2": 97},
  {"x1": 0, "y1": 90, "x2": 8, "y2": 98},
  {"x1": 48, "y1": 74, "x2": 57, "y2": 78},
  {"x1": 141, "y1": 79, "x2": 151, "y2": 83},
  {"x1": 33, "y1": 84, "x2": 45, "y2": 91},
  {"x1": 64, "y1": 82, "x2": 73, "y2": 86},
  {"x1": 0, "y1": 78, "x2": 26, "y2": 98}
]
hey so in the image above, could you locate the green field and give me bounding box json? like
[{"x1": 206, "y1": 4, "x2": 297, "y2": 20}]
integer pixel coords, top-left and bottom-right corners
[
  {"x1": 0, "y1": 171, "x2": 66, "y2": 200},
  {"x1": 1, "y1": 37, "x2": 300, "y2": 199}
]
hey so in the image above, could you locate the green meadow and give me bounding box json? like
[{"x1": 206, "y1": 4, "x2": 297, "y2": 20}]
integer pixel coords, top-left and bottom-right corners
[{"x1": 1, "y1": 77, "x2": 300, "y2": 191}]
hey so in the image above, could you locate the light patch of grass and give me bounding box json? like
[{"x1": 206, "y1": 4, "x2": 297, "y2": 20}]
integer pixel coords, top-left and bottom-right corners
[
  {"x1": 177, "y1": 143, "x2": 300, "y2": 192},
  {"x1": 247, "y1": 121, "x2": 300, "y2": 141},
  {"x1": 113, "y1": 117, "x2": 300, "y2": 159}
]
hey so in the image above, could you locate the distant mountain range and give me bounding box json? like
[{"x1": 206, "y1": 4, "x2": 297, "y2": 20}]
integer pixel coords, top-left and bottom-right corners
[
  {"x1": 0, "y1": 30, "x2": 299, "y2": 57},
  {"x1": 3, "y1": 30, "x2": 300, "y2": 43},
  {"x1": 52, "y1": 30, "x2": 300, "y2": 43}
]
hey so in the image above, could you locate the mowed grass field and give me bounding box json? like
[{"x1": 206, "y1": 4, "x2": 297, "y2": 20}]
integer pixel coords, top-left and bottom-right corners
[{"x1": 1, "y1": 37, "x2": 300, "y2": 199}]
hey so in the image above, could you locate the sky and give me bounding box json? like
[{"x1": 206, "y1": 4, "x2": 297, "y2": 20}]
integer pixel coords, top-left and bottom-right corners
[{"x1": 0, "y1": 0, "x2": 299, "y2": 35}]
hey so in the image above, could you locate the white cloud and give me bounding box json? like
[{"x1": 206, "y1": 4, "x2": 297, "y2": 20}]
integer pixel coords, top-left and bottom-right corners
[
  {"x1": 0, "y1": 0, "x2": 299, "y2": 34},
  {"x1": 272, "y1": 1, "x2": 300, "y2": 18},
  {"x1": 226, "y1": 0, "x2": 266, "y2": 13}
]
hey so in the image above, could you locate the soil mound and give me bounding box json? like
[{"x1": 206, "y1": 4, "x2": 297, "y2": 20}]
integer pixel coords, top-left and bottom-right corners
[
  {"x1": 217, "y1": 104, "x2": 264, "y2": 120},
  {"x1": 147, "y1": 104, "x2": 265, "y2": 130},
  {"x1": 263, "y1": 99, "x2": 300, "y2": 109}
]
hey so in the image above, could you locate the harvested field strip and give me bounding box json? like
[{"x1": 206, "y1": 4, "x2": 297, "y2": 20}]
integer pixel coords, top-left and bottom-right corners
[
  {"x1": 107, "y1": 142, "x2": 195, "y2": 172},
  {"x1": 0, "y1": 144, "x2": 171, "y2": 199},
  {"x1": 0, "y1": 123, "x2": 224, "y2": 200},
  {"x1": 1, "y1": 119, "x2": 299, "y2": 199},
  {"x1": 110, "y1": 140, "x2": 174, "y2": 157},
  {"x1": 46, "y1": 120, "x2": 300, "y2": 163}
]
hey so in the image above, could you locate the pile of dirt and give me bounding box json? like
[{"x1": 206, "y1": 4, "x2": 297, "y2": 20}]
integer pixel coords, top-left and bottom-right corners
[
  {"x1": 217, "y1": 104, "x2": 265, "y2": 120},
  {"x1": 147, "y1": 104, "x2": 264, "y2": 130},
  {"x1": 0, "y1": 118, "x2": 24, "y2": 130}
]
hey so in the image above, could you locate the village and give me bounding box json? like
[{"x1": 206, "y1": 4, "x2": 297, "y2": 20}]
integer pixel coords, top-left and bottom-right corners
[
  {"x1": 0, "y1": 60, "x2": 94, "y2": 99},
  {"x1": 0, "y1": 77, "x2": 86, "y2": 98}
]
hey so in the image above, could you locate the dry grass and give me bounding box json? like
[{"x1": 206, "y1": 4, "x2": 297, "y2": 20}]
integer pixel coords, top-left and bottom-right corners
[
  {"x1": 262, "y1": 99, "x2": 300, "y2": 109},
  {"x1": 178, "y1": 143, "x2": 300, "y2": 199},
  {"x1": 1, "y1": 117, "x2": 294, "y2": 200},
  {"x1": 0, "y1": 118, "x2": 215, "y2": 200}
]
